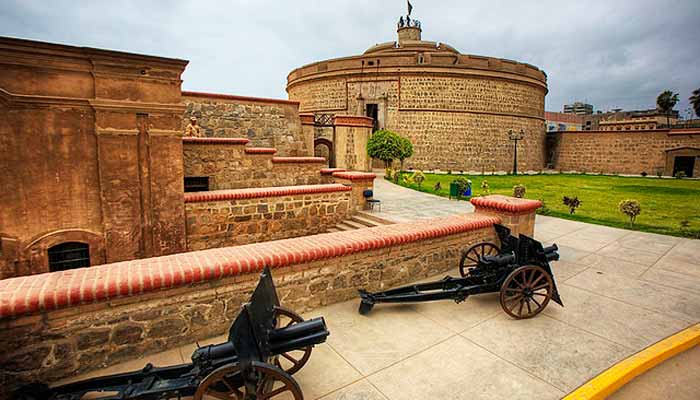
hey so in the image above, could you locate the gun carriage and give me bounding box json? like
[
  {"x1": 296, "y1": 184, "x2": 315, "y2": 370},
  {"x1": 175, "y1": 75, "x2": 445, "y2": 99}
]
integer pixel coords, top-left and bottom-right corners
[
  {"x1": 359, "y1": 224, "x2": 563, "y2": 319},
  {"x1": 19, "y1": 267, "x2": 329, "y2": 400}
]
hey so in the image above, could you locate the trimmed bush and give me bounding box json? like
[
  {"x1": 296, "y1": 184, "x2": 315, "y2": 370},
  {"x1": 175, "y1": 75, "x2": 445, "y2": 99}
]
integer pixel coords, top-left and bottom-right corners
[{"x1": 619, "y1": 199, "x2": 641, "y2": 225}]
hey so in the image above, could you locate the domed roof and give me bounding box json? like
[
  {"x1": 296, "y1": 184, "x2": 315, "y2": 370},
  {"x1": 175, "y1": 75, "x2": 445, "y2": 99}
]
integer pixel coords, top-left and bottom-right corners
[{"x1": 363, "y1": 40, "x2": 461, "y2": 55}]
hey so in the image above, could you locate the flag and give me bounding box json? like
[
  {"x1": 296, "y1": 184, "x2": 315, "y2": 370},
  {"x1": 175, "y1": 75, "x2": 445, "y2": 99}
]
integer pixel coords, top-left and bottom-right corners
[{"x1": 407, "y1": 0, "x2": 413, "y2": 16}]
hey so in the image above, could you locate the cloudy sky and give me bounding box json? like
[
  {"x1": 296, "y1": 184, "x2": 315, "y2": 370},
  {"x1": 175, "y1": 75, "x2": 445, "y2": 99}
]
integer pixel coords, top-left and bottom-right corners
[{"x1": 1, "y1": 0, "x2": 698, "y2": 116}]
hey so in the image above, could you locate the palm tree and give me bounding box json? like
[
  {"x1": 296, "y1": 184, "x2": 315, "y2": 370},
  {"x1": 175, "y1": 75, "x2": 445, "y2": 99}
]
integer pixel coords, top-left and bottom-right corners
[
  {"x1": 690, "y1": 88, "x2": 700, "y2": 118},
  {"x1": 656, "y1": 90, "x2": 679, "y2": 127}
]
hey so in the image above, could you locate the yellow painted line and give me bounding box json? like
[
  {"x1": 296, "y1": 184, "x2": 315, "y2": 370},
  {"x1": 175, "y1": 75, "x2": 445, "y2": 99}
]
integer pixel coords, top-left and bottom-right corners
[{"x1": 563, "y1": 323, "x2": 700, "y2": 400}]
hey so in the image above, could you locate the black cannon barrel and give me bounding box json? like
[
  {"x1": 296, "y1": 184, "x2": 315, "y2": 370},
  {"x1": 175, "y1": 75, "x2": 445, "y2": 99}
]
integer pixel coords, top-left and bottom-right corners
[
  {"x1": 191, "y1": 341, "x2": 237, "y2": 362},
  {"x1": 269, "y1": 317, "x2": 329, "y2": 354},
  {"x1": 543, "y1": 244, "x2": 559, "y2": 262}
]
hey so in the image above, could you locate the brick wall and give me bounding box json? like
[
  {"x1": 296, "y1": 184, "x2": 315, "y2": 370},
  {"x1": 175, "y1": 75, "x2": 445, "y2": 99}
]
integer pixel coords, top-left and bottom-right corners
[
  {"x1": 185, "y1": 184, "x2": 352, "y2": 250},
  {"x1": 552, "y1": 129, "x2": 700, "y2": 176},
  {"x1": 183, "y1": 92, "x2": 312, "y2": 156},
  {"x1": 182, "y1": 138, "x2": 327, "y2": 190},
  {"x1": 0, "y1": 211, "x2": 504, "y2": 395}
]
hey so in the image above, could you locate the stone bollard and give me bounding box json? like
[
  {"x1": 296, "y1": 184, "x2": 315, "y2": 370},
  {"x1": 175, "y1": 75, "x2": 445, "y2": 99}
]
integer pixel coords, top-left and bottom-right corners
[
  {"x1": 331, "y1": 171, "x2": 377, "y2": 212},
  {"x1": 470, "y1": 195, "x2": 542, "y2": 237}
]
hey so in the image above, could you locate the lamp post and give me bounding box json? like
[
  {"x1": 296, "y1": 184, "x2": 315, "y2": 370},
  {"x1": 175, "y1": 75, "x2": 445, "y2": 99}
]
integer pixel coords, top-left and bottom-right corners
[{"x1": 508, "y1": 129, "x2": 525, "y2": 175}]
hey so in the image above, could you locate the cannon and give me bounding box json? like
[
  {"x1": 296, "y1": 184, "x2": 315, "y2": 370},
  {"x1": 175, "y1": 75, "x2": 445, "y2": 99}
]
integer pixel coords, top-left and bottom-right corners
[
  {"x1": 19, "y1": 266, "x2": 329, "y2": 400},
  {"x1": 358, "y1": 224, "x2": 563, "y2": 319}
]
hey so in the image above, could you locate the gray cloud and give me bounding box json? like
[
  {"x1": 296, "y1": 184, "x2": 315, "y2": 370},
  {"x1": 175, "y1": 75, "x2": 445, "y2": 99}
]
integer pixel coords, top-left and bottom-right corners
[{"x1": 1, "y1": 0, "x2": 698, "y2": 116}]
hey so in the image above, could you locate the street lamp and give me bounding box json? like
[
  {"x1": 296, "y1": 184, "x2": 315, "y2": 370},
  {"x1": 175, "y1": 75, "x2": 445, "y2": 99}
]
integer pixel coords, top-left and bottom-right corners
[{"x1": 508, "y1": 129, "x2": 525, "y2": 175}]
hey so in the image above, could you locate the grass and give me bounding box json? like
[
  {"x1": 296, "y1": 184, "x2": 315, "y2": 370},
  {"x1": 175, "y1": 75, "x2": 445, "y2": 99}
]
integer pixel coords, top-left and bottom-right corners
[{"x1": 395, "y1": 172, "x2": 700, "y2": 238}]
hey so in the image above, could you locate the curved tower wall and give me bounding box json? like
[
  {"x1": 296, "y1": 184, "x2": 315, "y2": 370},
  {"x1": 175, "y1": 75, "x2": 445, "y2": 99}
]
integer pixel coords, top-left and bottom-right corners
[{"x1": 287, "y1": 27, "x2": 548, "y2": 172}]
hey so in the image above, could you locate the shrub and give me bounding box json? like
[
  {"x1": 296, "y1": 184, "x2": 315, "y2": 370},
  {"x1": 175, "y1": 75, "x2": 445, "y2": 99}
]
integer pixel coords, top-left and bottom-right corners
[
  {"x1": 367, "y1": 129, "x2": 402, "y2": 168},
  {"x1": 675, "y1": 171, "x2": 686, "y2": 179},
  {"x1": 563, "y1": 196, "x2": 582, "y2": 214},
  {"x1": 656, "y1": 168, "x2": 663, "y2": 178},
  {"x1": 641, "y1": 171, "x2": 648, "y2": 177},
  {"x1": 537, "y1": 198, "x2": 550, "y2": 215},
  {"x1": 401, "y1": 173, "x2": 414, "y2": 186},
  {"x1": 396, "y1": 136, "x2": 414, "y2": 171},
  {"x1": 384, "y1": 167, "x2": 395, "y2": 182},
  {"x1": 480, "y1": 180, "x2": 491, "y2": 196},
  {"x1": 513, "y1": 184, "x2": 526, "y2": 198},
  {"x1": 433, "y1": 182, "x2": 442, "y2": 192},
  {"x1": 412, "y1": 170, "x2": 426, "y2": 188},
  {"x1": 618, "y1": 199, "x2": 641, "y2": 225}
]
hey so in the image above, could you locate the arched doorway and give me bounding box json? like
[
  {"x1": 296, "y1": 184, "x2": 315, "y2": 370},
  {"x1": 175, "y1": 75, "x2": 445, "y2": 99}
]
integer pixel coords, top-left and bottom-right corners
[{"x1": 314, "y1": 138, "x2": 334, "y2": 167}]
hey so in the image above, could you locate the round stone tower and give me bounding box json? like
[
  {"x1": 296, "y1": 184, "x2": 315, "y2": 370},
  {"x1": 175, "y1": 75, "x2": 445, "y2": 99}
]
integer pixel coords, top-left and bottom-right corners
[{"x1": 287, "y1": 14, "x2": 548, "y2": 173}]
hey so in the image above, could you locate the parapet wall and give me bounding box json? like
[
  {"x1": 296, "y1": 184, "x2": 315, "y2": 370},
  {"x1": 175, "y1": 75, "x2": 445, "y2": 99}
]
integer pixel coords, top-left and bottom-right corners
[
  {"x1": 185, "y1": 184, "x2": 352, "y2": 250},
  {"x1": 0, "y1": 210, "x2": 507, "y2": 395},
  {"x1": 552, "y1": 129, "x2": 700, "y2": 176},
  {"x1": 183, "y1": 91, "x2": 312, "y2": 156},
  {"x1": 183, "y1": 138, "x2": 328, "y2": 190}
]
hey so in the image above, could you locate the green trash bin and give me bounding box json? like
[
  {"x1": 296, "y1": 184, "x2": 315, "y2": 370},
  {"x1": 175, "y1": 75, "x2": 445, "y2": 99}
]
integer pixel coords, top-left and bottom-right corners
[{"x1": 449, "y1": 182, "x2": 460, "y2": 199}]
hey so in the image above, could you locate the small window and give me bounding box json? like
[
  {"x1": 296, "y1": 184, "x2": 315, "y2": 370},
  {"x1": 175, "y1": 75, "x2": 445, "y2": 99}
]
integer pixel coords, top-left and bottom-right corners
[
  {"x1": 48, "y1": 242, "x2": 90, "y2": 272},
  {"x1": 367, "y1": 61, "x2": 375, "y2": 66},
  {"x1": 185, "y1": 176, "x2": 209, "y2": 192}
]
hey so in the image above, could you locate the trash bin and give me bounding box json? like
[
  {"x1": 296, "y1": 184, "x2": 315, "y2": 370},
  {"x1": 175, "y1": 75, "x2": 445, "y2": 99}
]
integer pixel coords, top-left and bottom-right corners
[
  {"x1": 449, "y1": 182, "x2": 460, "y2": 199},
  {"x1": 464, "y1": 186, "x2": 472, "y2": 197}
]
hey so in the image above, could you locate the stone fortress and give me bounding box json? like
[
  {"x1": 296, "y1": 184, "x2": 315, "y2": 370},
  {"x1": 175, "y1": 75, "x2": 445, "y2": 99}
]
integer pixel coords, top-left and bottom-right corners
[{"x1": 287, "y1": 15, "x2": 549, "y2": 172}]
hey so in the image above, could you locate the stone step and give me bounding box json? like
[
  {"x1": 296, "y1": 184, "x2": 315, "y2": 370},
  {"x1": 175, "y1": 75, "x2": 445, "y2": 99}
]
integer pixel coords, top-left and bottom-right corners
[
  {"x1": 340, "y1": 220, "x2": 367, "y2": 230},
  {"x1": 349, "y1": 215, "x2": 380, "y2": 227},
  {"x1": 334, "y1": 223, "x2": 355, "y2": 231},
  {"x1": 326, "y1": 227, "x2": 341, "y2": 233},
  {"x1": 355, "y1": 211, "x2": 394, "y2": 225}
]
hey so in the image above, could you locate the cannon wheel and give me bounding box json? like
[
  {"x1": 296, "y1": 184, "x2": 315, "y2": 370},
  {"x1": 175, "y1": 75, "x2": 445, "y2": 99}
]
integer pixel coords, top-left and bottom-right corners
[
  {"x1": 193, "y1": 361, "x2": 303, "y2": 400},
  {"x1": 273, "y1": 306, "x2": 312, "y2": 375},
  {"x1": 459, "y1": 242, "x2": 501, "y2": 277},
  {"x1": 499, "y1": 265, "x2": 553, "y2": 319}
]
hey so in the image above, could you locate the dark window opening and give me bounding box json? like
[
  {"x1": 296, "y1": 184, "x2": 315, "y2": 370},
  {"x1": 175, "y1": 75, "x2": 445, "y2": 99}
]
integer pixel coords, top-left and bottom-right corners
[
  {"x1": 185, "y1": 176, "x2": 209, "y2": 192},
  {"x1": 48, "y1": 242, "x2": 90, "y2": 272},
  {"x1": 366, "y1": 104, "x2": 379, "y2": 132},
  {"x1": 367, "y1": 61, "x2": 374, "y2": 66}
]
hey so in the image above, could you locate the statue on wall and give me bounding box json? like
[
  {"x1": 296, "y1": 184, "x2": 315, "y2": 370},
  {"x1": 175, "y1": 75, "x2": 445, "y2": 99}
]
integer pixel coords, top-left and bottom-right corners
[
  {"x1": 398, "y1": 16, "x2": 405, "y2": 28},
  {"x1": 185, "y1": 116, "x2": 203, "y2": 137}
]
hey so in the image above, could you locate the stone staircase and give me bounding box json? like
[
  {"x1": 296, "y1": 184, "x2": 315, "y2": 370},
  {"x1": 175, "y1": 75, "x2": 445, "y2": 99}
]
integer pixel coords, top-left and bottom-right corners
[{"x1": 327, "y1": 211, "x2": 393, "y2": 232}]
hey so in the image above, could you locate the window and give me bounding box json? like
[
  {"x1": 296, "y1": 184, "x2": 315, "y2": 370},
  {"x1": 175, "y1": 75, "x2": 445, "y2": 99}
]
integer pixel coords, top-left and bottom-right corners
[
  {"x1": 184, "y1": 176, "x2": 209, "y2": 192},
  {"x1": 48, "y1": 242, "x2": 90, "y2": 272}
]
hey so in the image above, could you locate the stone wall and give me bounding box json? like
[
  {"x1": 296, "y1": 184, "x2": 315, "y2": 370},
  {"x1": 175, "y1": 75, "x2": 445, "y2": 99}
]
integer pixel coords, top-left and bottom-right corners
[
  {"x1": 185, "y1": 184, "x2": 352, "y2": 250},
  {"x1": 0, "y1": 37, "x2": 188, "y2": 279},
  {"x1": 182, "y1": 138, "x2": 327, "y2": 190},
  {"x1": 0, "y1": 210, "x2": 507, "y2": 396},
  {"x1": 552, "y1": 129, "x2": 700, "y2": 176},
  {"x1": 183, "y1": 92, "x2": 312, "y2": 156}
]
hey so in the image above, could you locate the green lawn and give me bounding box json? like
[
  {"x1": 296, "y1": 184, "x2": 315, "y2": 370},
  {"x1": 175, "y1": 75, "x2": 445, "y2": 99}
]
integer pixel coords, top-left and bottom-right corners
[{"x1": 395, "y1": 172, "x2": 700, "y2": 238}]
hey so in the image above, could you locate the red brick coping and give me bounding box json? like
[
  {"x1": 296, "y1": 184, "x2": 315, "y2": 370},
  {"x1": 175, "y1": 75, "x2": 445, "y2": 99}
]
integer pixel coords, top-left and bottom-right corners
[
  {"x1": 272, "y1": 156, "x2": 327, "y2": 163},
  {"x1": 0, "y1": 214, "x2": 499, "y2": 318},
  {"x1": 183, "y1": 137, "x2": 250, "y2": 145},
  {"x1": 332, "y1": 171, "x2": 377, "y2": 180},
  {"x1": 184, "y1": 184, "x2": 351, "y2": 203},
  {"x1": 182, "y1": 91, "x2": 300, "y2": 106},
  {"x1": 320, "y1": 168, "x2": 348, "y2": 175},
  {"x1": 244, "y1": 147, "x2": 277, "y2": 154},
  {"x1": 471, "y1": 195, "x2": 542, "y2": 214}
]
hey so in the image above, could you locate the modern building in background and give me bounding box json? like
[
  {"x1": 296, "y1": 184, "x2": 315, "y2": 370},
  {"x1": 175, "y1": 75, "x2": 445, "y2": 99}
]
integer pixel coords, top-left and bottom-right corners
[
  {"x1": 582, "y1": 108, "x2": 680, "y2": 131},
  {"x1": 545, "y1": 111, "x2": 583, "y2": 132},
  {"x1": 563, "y1": 102, "x2": 594, "y2": 115}
]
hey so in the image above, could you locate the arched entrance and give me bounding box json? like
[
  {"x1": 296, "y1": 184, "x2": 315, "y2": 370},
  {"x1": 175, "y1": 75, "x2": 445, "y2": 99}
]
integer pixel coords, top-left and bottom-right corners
[{"x1": 314, "y1": 138, "x2": 333, "y2": 167}]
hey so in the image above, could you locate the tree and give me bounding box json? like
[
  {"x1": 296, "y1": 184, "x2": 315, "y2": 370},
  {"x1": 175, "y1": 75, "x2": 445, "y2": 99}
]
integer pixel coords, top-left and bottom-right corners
[
  {"x1": 396, "y1": 136, "x2": 414, "y2": 171},
  {"x1": 619, "y1": 199, "x2": 641, "y2": 225},
  {"x1": 367, "y1": 129, "x2": 402, "y2": 168},
  {"x1": 690, "y1": 88, "x2": 700, "y2": 118},
  {"x1": 656, "y1": 90, "x2": 679, "y2": 127}
]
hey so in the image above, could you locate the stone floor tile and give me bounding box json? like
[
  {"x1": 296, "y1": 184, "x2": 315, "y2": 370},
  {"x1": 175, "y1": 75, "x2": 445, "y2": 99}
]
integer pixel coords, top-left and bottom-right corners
[
  {"x1": 316, "y1": 379, "x2": 388, "y2": 400},
  {"x1": 556, "y1": 245, "x2": 593, "y2": 263},
  {"x1": 368, "y1": 335, "x2": 564, "y2": 400},
  {"x1": 533, "y1": 218, "x2": 586, "y2": 236},
  {"x1": 595, "y1": 242, "x2": 663, "y2": 266},
  {"x1": 549, "y1": 260, "x2": 589, "y2": 282},
  {"x1": 654, "y1": 252, "x2": 700, "y2": 278},
  {"x1": 303, "y1": 300, "x2": 453, "y2": 375},
  {"x1": 640, "y1": 267, "x2": 700, "y2": 295},
  {"x1": 533, "y1": 228, "x2": 565, "y2": 243},
  {"x1": 293, "y1": 344, "x2": 363, "y2": 400},
  {"x1": 552, "y1": 235, "x2": 610, "y2": 252},
  {"x1": 411, "y1": 292, "x2": 502, "y2": 333},
  {"x1": 544, "y1": 284, "x2": 689, "y2": 349},
  {"x1": 616, "y1": 232, "x2": 680, "y2": 255},
  {"x1": 566, "y1": 268, "x2": 700, "y2": 322},
  {"x1": 572, "y1": 225, "x2": 633, "y2": 242},
  {"x1": 576, "y1": 253, "x2": 648, "y2": 279},
  {"x1": 462, "y1": 314, "x2": 631, "y2": 392}
]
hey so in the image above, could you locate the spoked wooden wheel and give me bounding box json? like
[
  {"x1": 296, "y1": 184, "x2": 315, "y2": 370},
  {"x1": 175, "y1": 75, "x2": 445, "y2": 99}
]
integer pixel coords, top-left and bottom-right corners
[
  {"x1": 194, "y1": 361, "x2": 303, "y2": 400},
  {"x1": 459, "y1": 242, "x2": 500, "y2": 277},
  {"x1": 273, "y1": 306, "x2": 312, "y2": 375},
  {"x1": 499, "y1": 265, "x2": 553, "y2": 319}
]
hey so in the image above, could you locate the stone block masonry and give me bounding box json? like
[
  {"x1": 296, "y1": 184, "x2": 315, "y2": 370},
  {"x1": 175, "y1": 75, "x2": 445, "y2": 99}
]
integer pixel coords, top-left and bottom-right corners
[
  {"x1": 183, "y1": 91, "x2": 312, "y2": 157},
  {"x1": 0, "y1": 195, "x2": 534, "y2": 395},
  {"x1": 183, "y1": 138, "x2": 327, "y2": 190},
  {"x1": 184, "y1": 184, "x2": 352, "y2": 250}
]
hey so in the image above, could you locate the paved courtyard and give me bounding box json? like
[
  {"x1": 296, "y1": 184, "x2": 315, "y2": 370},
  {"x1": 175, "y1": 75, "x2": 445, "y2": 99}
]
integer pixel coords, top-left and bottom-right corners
[{"x1": 56, "y1": 180, "x2": 700, "y2": 398}]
